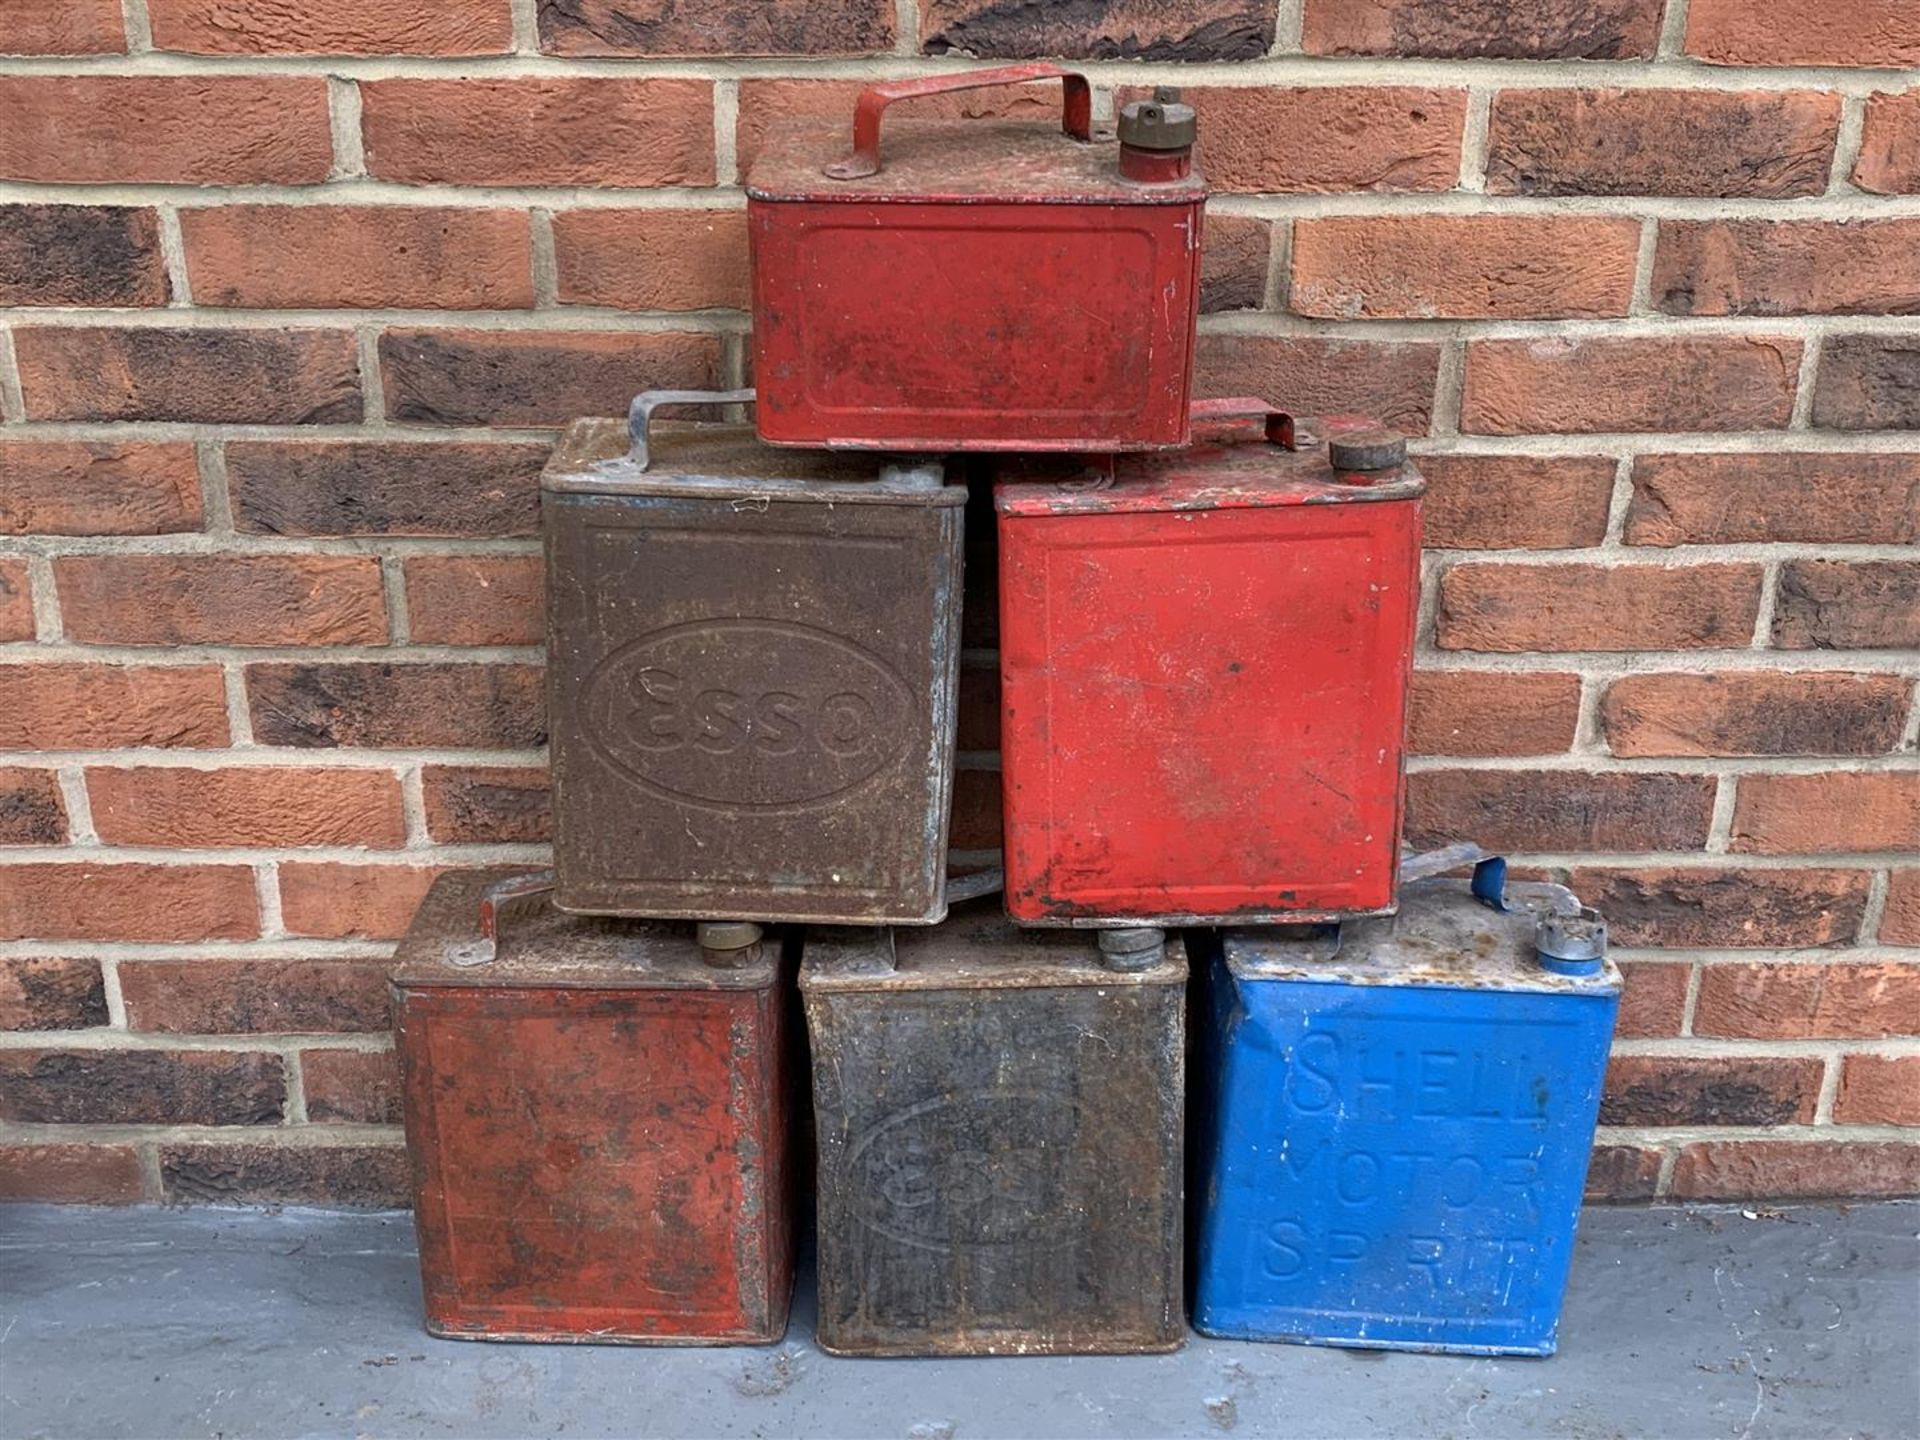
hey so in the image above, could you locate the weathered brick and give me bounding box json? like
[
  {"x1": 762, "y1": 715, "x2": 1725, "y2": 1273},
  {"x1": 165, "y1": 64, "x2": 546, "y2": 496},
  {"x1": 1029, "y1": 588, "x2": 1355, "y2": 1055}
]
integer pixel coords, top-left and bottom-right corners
[
  {"x1": 1615, "y1": 961, "x2": 1689, "y2": 1039},
  {"x1": 182, "y1": 206, "x2": 534, "y2": 310},
  {"x1": 120, "y1": 959, "x2": 391, "y2": 1034},
  {"x1": 1732, "y1": 772, "x2": 1919, "y2": 856},
  {"x1": 1854, "y1": 90, "x2": 1920, "y2": 195},
  {"x1": 1486, "y1": 89, "x2": 1839, "y2": 198},
  {"x1": 362, "y1": 78, "x2": 714, "y2": 186},
  {"x1": 0, "y1": 0, "x2": 125, "y2": 54},
  {"x1": 279, "y1": 862, "x2": 447, "y2": 941},
  {"x1": 1834, "y1": 1055, "x2": 1920, "y2": 1125},
  {"x1": 0, "y1": 205, "x2": 165, "y2": 306},
  {"x1": 1461, "y1": 336, "x2": 1801, "y2": 434},
  {"x1": 1672, "y1": 1142, "x2": 1920, "y2": 1201},
  {"x1": 0, "y1": 1049, "x2": 284, "y2": 1125},
  {"x1": 1, "y1": 443, "x2": 202, "y2": 538},
  {"x1": 148, "y1": 0, "x2": 513, "y2": 55},
  {"x1": 1303, "y1": 0, "x2": 1661, "y2": 58},
  {"x1": 1884, "y1": 870, "x2": 1920, "y2": 946},
  {"x1": 87, "y1": 766, "x2": 407, "y2": 849},
  {"x1": 1655, "y1": 219, "x2": 1920, "y2": 317},
  {"x1": 0, "y1": 1145, "x2": 143, "y2": 1204},
  {"x1": 1164, "y1": 86, "x2": 1466, "y2": 194},
  {"x1": 302, "y1": 1048, "x2": 402, "y2": 1124},
  {"x1": 226, "y1": 441, "x2": 544, "y2": 539},
  {"x1": 1405, "y1": 770, "x2": 1714, "y2": 852},
  {"x1": 381, "y1": 329, "x2": 723, "y2": 428},
  {"x1": 248, "y1": 662, "x2": 545, "y2": 749},
  {"x1": 421, "y1": 765, "x2": 551, "y2": 844},
  {"x1": 1568, "y1": 867, "x2": 1870, "y2": 949},
  {"x1": 55, "y1": 554, "x2": 387, "y2": 647},
  {"x1": 1773, "y1": 561, "x2": 1920, "y2": 651},
  {"x1": 1199, "y1": 214, "x2": 1270, "y2": 313},
  {"x1": 1601, "y1": 1055, "x2": 1821, "y2": 1127},
  {"x1": 1583, "y1": 1144, "x2": 1662, "y2": 1203},
  {"x1": 1697, "y1": 963, "x2": 1920, "y2": 1044},
  {"x1": 161, "y1": 1143, "x2": 409, "y2": 1207},
  {"x1": 0, "y1": 664, "x2": 229, "y2": 750},
  {"x1": 923, "y1": 0, "x2": 1270, "y2": 59},
  {"x1": 1603, "y1": 673, "x2": 1913, "y2": 758},
  {"x1": 0, "y1": 76, "x2": 331, "y2": 183},
  {"x1": 0, "y1": 958, "x2": 107, "y2": 1031},
  {"x1": 1627, "y1": 452, "x2": 1920, "y2": 547},
  {"x1": 0, "y1": 559, "x2": 30, "y2": 641},
  {"x1": 735, "y1": 77, "x2": 1059, "y2": 175},
  {"x1": 1196, "y1": 336, "x2": 1439, "y2": 437},
  {"x1": 403, "y1": 555, "x2": 543, "y2": 646},
  {"x1": 1684, "y1": 0, "x2": 1920, "y2": 69},
  {"x1": 1813, "y1": 334, "x2": 1920, "y2": 431},
  {"x1": 552, "y1": 208, "x2": 748, "y2": 311},
  {"x1": 949, "y1": 766, "x2": 1003, "y2": 852},
  {"x1": 14, "y1": 327, "x2": 360, "y2": 425},
  {"x1": 1292, "y1": 216, "x2": 1637, "y2": 320},
  {"x1": 0, "y1": 863, "x2": 259, "y2": 942},
  {"x1": 1406, "y1": 671, "x2": 1581, "y2": 757},
  {"x1": 0, "y1": 769, "x2": 67, "y2": 846},
  {"x1": 545, "y1": 0, "x2": 891, "y2": 55},
  {"x1": 956, "y1": 663, "x2": 1001, "y2": 754},
  {"x1": 1418, "y1": 454, "x2": 1615, "y2": 550},
  {"x1": 1436, "y1": 562, "x2": 1763, "y2": 653}
]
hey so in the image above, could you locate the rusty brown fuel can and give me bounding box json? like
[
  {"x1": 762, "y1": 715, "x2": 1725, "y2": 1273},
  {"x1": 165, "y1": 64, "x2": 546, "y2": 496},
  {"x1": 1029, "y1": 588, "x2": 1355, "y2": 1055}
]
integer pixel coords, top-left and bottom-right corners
[
  {"x1": 392, "y1": 870, "x2": 793, "y2": 1344},
  {"x1": 800, "y1": 901, "x2": 1186, "y2": 1356},
  {"x1": 543, "y1": 390, "x2": 967, "y2": 924}
]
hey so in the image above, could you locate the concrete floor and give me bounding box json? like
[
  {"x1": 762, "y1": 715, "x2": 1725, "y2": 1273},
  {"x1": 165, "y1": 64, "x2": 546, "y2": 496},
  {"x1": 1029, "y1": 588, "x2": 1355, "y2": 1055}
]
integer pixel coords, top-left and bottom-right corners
[{"x1": 1, "y1": 1203, "x2": 1914, "y2": 1440}]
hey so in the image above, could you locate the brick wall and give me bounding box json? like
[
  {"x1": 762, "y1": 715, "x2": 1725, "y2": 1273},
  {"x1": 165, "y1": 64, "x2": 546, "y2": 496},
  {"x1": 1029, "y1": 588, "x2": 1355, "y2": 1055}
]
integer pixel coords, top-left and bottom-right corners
[{"x1": 2, "y1": 0, "x2": 1916, "y2": 1208}]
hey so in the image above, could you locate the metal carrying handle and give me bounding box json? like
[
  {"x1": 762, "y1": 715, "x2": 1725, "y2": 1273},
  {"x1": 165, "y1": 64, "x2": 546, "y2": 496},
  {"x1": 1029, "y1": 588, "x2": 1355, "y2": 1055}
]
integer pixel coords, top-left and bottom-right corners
[
  {"x1": 445, "y1": 869, "x2": 555, "y2": 968},
  {"x1": 1188, "y1": 396, "x2": 1298, "y2": 450},
  {"x1": 825, "y1": 64, "x2": 1094, "y2": 181},
  {"x1": 625, "y1": 389, "x2": 756, "y2": 472}
]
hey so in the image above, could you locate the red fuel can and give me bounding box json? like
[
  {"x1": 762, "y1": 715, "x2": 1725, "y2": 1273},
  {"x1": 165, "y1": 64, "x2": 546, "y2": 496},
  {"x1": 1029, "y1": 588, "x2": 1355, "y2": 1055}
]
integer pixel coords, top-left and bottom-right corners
[
  {"x1": 746, "y1": 66, "x2": 1205, "y2": 452},
  {"x1": 995, "y1": 402, "x2": 1425, "y2": 925}
]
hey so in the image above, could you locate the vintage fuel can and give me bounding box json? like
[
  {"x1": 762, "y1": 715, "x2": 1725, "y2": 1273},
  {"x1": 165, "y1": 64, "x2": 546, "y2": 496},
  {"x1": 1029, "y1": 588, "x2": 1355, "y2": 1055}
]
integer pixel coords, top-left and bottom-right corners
[
  {"x1": 1190, "y1": 877, "x2": 1621, "y2": 1356},
  {"x1": 746, "y1": 66, "x2": 1206, "y2": 452},
  {"x1": 995, "y1": 400, "x2": 1425, "y2": 925},
  {"x1": 800, "y1": 902, "x2": 1186, "y2": 1356},
  {"x1": 544, "y1": 391, "x2": 966, "y2": 924},
  {"x1": 392, "y1": 869, "x2": 794, "y2": 1344}
]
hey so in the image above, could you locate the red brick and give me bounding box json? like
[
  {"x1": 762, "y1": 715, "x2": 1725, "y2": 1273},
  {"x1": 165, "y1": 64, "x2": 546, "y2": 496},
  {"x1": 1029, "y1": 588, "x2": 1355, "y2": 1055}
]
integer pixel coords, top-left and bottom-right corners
[
  {"x1": 1461, "y1": 336, "x2": 1800, "y2": 434},
  {"x1": 55, "y1": 554, "x2": 387, "y2": 647},
  {"x1": 0, "y1": 76, "x2": 331, "y2": 184},
  {"x1": 280, "y1": 862, "x2": 446, "y2": 941},
  {"x1": 421, "y1": 764, "x2": 551, "y2": 843},
  {"x1": 1601, "y1": 1055, "x2": 1821, "y2": 1127},
  {"x1": 120, "y1": 959, "x2": 391, "y2": 1034},
  {"x1": 380, "y1": 329, "x2": 723, "y2": 427},
  {"x1": 1418, "y1": 454, "x2": 1615, "y2": 550},
  {"x1": 182, "y1": 206, "x2": 534, "y2": 310},
  {"x1": 1568, "y1": 867, "x2": 1870, "y2": 948},
  {"x1": 0, "y1": 958, "x2": 107, "y2": 1031},
  {"x1": 1405, "y1": 770, "x2": 1714, "y2": 853},
  {"x1": 1200, "y1": 214, "x2": 1271, "y2": 313},
  {"x1": 87, "y1": 766, "x2": 407, "y2": 849},
  {"x1": 0, "y1": 1145, "x2": 143, "y2": 1203},
  {"x1": 1732, "y1": 772, "x2": 1919, "y2": 856},
  {"x1": 1684, "y1": 0, "x2": 1919, "y2": 68},
  {"x1": 0, "y1": 1048, "x2": 284, "y2": 1125},
  {"x1": 1774, "y1": 561, "x2": 1920, "y2": 651},
  {"x1": 736, "y1": 77, "x2": 1061, "y2": 176},
  {"x1": 1166, "y1": 86, "x2": 1466, "y2": 194},
  {"x1": 922, "y1": 0, "x2": 1268, "y2": 58},
  {"x1": 0, "y1": 768, "x2": 67, "y2": 845},
  {"x1": 1405, "y1": 671, "x2": 1581, "y2": 757},
  {"x1": 227, "y1": 441, "x2": 544, "y2": 539},
  {"x1": 1627, "y1": 452, "x2": 1920, "y2": 547},
  {"x1": 362, "y1": 78, "x2": 714, "y2": 186},
  {"x1": 552, "y1": 208, "x2": 748, "y2": 311},
  {"x1": 1814, "y1": 334, "x2": 1920, "y2": 431},
  {"x1": 957, "y1": 663, "x2": 1002, "y2": 754},
  {"x1": 1292, "y1": 216, "x2": 1637, "y2": 320},
  {"x1": 1854, "y1": 90, "x2": 1920, "y2": 195},
  {"x1": 247, "y1": 662, "x2": 545, "y2": 749},
  {"x1": 14, "y1": 327, "x2": 360, "y2": 425},
  {"x1": 1486, "y1": 89, "x2": 1839, "y2": 198},
  {"x1": 302, "y1": 1048, "x2": 401, "y2": 1124},
  {"x1": 148, "y1": 0, "x2": 512, "y2": 54},
  {"x1": 1437, "y1": 562, "x2": 1763, "y2": 653},
  {"x1": 1885, "y1": 870, "x2": 1920, "y2": 946},
  {"x1": 1583, "y1": 1144, "x2": 1662, "y2": 1202},
  {"x1": 949, "y1": 767, "x2": 1003, "y2": 852},
  {"x1": 1303, "y1": 0, "x2": 1661, "y2": 58},
  {"x1": 1603, "y1": 673, "x2": 1912, "y2": 758},
  {"x1": 1616, "y1": 961, "x2": 1689, "y2": 1038},
  {"x1": 1672, "y1": 1141, "x2": 1920, "y2": 1201},
  {"x1": 0, "y1": 205, "x2": 165, "y2": 306},
  {"x1": 0, "y1": 0, "x2": 124, "y2": 54},
  {"x1": 0, "y1": 558, "x2": 30, "y2": 641},
  {"x1": 548, "y1": 0, "x2": 891, "y2": 55},
  {"x1": 1728, "y1": 957, "x2": 1914, "y2": 1050},
  {"x1": 2, "y1": 443, "x2": 201, "y2": 538},
  {"x1": 403, "y1": 555, "x2": 542, "y2": 646},
  {"x1": 1834, "y1": 1055, "x2": 1920, "y2": 1125},
  {"x1": 0, "y1": 863, "x2": 259, "y2": 942},
  {"x1": 162, "y1": 1143, "x2": 409, "y2": 1207},
  {"x1": 1655, "y1": 219, "x2": 1920, "y2": 317},
  {"x1": 0, "y1": 664, "x2": 229, "y2": 750},
  {"x1": 1196, "y1": 336, "x2": 1439, "y2": 437}
]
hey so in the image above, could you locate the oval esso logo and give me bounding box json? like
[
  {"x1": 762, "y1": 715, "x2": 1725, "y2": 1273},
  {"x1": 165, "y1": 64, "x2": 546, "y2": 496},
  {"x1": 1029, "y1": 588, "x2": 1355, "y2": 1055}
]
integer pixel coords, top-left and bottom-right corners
[{"x1": 580, "y1": 619, "x2": 913, "y2": 811}]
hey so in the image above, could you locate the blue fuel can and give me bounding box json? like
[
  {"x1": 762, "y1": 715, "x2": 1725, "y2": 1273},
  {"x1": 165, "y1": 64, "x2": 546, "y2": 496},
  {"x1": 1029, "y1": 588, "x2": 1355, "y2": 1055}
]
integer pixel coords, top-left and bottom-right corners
[{"x1": 1191, "y1": 877, "x2": 1620, "y2": 1356}]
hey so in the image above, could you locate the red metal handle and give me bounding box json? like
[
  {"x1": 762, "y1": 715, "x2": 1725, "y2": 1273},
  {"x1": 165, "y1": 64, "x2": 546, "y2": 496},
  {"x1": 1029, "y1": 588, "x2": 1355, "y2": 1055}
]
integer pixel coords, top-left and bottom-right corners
[
  {"x1": 445, "y1": 869, "x2": 553, "y2": 967},
  {"x1": 1189, "y1": 397, "x2": 1298, "y2": 450},
  {"x1": 825, "y1": 64, "x2": 1094, "y2": 180}
]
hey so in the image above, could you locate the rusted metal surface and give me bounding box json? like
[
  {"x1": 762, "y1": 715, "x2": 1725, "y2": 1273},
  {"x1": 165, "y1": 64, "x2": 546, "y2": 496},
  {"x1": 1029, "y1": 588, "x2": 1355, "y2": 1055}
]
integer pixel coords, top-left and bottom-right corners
[
  {"x1": 542, "y1": 403, "x2": 966, "y2": 924},
  {"x1": 994, "y1": 401, "x2": 1425, "y2": 926},
  {"x1": 392, "y1": 870, "x2": 793, "y2": 1344},
  {"x1": 800, "y1": 901, "x2": 1186, "y2": 1357},
  {"x1": 746, "y1": 65, "x2": 1206, "y2": 453}
]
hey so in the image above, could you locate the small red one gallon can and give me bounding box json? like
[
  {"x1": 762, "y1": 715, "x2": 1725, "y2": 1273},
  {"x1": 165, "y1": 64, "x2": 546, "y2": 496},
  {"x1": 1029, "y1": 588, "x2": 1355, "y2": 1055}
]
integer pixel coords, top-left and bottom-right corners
[{"x1": 995, "y1": 401, "x2": 1425, "y2": 925}]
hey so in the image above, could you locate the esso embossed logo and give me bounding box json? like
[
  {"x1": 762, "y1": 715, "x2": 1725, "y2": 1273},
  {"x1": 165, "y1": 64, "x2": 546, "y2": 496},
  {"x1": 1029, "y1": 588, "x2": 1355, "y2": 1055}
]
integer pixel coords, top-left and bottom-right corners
[{"x1": 581, "y1": 619, "x2": 912, "y2": 811}]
